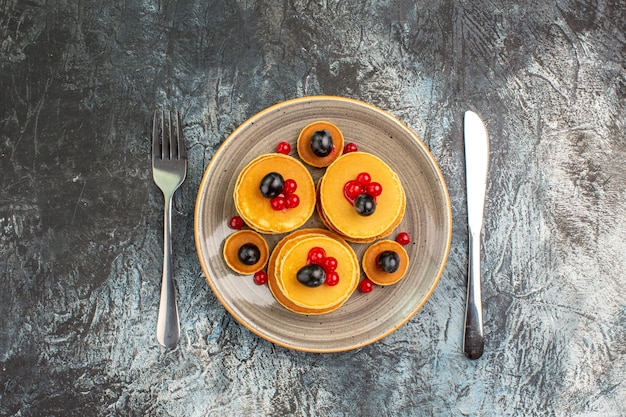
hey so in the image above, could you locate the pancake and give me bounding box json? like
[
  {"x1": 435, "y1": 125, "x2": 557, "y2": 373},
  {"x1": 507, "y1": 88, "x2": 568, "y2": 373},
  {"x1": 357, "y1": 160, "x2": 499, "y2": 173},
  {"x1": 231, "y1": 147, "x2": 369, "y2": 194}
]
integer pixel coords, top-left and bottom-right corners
[
  {"x1": 233, "y1": 153, "x2": 315, "y2": 234},
  {"x1": 296, "y1": 121, "x2": 344, "y2": 168},
  {"x1": 362, "y1": 240, "x2": 409, "y2": 285},
  {"x1": 318, "y1": 152, "x2": 406, "y2": 241},
  {"x1": 269, "y1": 229, "x2": 358, "y2": 314},
  {"x1": 223, "y1": 230, "x2": 269, "y2": 275}
]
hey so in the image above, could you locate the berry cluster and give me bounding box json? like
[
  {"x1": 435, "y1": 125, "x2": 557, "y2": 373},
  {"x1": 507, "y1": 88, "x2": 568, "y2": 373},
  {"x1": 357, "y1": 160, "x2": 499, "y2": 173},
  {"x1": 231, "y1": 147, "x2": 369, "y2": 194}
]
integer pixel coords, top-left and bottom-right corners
[
  {"x1": 270, "y1": 178, "x2": 300, "y2": 211},
  {"x1": 259, "y1": 172, "x2": 300, "y2": 211},
  {"x1": 296, "y1": 247, "x2": 339, "y2": 287},
  {"x1": 343, "y1": 172, "x2": 383, "y2": 216}
]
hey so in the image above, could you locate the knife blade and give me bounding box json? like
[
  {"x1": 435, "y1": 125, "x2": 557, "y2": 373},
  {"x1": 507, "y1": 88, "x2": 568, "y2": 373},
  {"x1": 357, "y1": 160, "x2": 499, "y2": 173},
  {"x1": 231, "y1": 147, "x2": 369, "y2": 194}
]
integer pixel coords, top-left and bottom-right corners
[{"x1": 463, "y1": 110, "x2": 489, "y2": 360}]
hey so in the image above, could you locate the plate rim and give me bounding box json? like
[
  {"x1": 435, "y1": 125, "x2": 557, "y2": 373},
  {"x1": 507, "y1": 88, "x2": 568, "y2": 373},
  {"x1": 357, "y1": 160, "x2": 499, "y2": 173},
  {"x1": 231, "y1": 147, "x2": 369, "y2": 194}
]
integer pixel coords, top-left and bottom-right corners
[{"x1": 194, "y1": 95, "x2": 452, "y2": 352}]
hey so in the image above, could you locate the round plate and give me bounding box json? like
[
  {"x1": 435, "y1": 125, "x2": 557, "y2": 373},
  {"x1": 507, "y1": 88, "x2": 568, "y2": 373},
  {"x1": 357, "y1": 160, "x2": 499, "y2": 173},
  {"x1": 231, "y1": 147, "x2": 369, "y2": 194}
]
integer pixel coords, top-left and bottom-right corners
[{"x1": 194, "y1": 96, "x2": 452, "y2": 352}]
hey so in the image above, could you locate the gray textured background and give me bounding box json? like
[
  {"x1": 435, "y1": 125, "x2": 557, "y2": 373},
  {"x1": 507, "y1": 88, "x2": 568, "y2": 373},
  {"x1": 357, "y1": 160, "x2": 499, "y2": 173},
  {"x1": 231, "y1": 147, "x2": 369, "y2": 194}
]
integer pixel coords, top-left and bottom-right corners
[{"x1": 1, "y1": 0, "x2": 625, "y2": 416}]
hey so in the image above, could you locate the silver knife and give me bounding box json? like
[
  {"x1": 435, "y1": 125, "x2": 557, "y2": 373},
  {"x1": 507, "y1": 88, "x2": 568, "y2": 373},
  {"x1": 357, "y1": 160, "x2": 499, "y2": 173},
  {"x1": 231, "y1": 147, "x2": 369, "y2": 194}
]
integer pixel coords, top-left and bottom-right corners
[{"x1": 463, "y1": 111, "x2": 489, "y2": 360}]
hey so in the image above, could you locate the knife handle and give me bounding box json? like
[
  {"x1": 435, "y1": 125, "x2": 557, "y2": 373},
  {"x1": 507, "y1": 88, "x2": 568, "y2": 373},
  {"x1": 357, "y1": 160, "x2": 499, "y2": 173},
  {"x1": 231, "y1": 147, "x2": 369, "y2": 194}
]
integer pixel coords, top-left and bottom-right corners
[{"x1": 463, "y1": 229, "x2": 484, "y2": 359}]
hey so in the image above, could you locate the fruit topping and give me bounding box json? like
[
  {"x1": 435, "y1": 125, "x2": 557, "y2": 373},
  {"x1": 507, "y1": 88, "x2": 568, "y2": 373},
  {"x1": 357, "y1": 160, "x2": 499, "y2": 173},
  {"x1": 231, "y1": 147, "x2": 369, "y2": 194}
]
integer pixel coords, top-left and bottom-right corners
[
  {"x1": 354, "y1": 193, "x2": 376, "y2": 216},
  {"x1": 297, "y1": 264, "x2": 326, "y2": 287},
  {"x1": 359, "y1": 278, "x2": 374, "y2": 293},
  {"x1": 343, "y1": 142, "x2": 358, "y2": 153},
  {"x1": 285, "y1": 194, "x2": 300, "y2": 208},
  {"x1": 300, "y1": 247, "x2": 340, "y2": 286},
  {"x1": 396, "y1": 232, "x2": 411, "y2": 245},
  {"x1": 310, "y1": 130, "x2": 334, "y2": 157},
  {"x1": 260, "y1": 172, "x2": 284, "y2": 198},
  {"x1": 276, "y1": 141, "x2": 291, "y2": 154},
  {"x1": 307, "y1": 247, "x2": 326, "y2": 265},
  {"x1": 259, "y1": 173, "x2": 299, "y2": 211},
  {"x1": 322, "y1": 256, "x2": 338, "y2": 272},
  {"x1": 344, "y1": 180, "x2": 363, "y2": 200},
  {"x1": 238, "y1": 243, "x2": 261, "y2": 265},
  {"x1": 229, "y1": 215, "x2": 244, "y2": 229},
  {"x1": 356, "y1": 172, "x2": 371, "y2": 185},
  {"x1": 367, "y1": 182, "x2": 383, "y2": 197},
  {"x1": 283, "y1": 179, "x2": 298, "y2": 194},
  {"x1": 325, "y1": 271, "x2": 339, "y2": 286},
  {"x1": 343, "y1": 171, "x2": 382, "y2": 216},
  {"x1": 253, "y1": 270, "x2": 268, "y2": 285},
  {"x1": 376, "y1": 250, "x2": 400, "y2": 273},
  {"x1": 270, "y1": 196, "x2": 286, "y2": 210}
]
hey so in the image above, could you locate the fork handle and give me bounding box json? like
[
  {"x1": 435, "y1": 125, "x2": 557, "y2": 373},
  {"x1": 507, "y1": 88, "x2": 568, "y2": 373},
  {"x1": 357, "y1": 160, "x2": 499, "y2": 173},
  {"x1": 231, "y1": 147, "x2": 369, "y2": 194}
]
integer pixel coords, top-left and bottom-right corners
[
  {"x1": 157, "y1": 194, "x2": 180, "y2": 349},
  {"x1": 463, "y1": 228, "x2": 484, "y2": 359}
]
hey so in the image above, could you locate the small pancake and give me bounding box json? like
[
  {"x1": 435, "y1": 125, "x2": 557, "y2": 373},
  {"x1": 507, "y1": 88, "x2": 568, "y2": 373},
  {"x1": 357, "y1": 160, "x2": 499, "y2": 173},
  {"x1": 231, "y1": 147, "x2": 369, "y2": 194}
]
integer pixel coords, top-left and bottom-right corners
[
  {"x1": 297, "y1": 121, "x2": 344, "y2": 168},
  {"x1": 362, "y1": 240, "x2": 409, "y2": 285},
  {"x1": 223, "y1": 230, "x2": 269, "y2": 275}
]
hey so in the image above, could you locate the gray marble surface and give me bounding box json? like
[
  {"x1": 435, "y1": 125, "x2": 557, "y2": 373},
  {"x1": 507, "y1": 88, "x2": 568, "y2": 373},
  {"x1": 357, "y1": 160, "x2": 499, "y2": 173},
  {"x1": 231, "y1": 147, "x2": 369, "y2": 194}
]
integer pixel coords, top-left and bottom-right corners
[{"x1": 1, "y1": 0, "x2": 625, "y2": 416}]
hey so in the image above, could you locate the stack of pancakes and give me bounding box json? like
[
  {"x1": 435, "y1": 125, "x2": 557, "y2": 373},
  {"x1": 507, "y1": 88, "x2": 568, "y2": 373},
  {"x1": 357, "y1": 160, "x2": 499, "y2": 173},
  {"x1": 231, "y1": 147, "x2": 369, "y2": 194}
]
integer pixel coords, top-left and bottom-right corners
[
  {"x1": 317, "y1": 152, "x2": 406, "y2": 243},
  {"x1": 233, "y1": 153, "x2": 315, "y2": 234},
  {"x1": 267, "y1": 229, "x2": 359, "y2": 314}
]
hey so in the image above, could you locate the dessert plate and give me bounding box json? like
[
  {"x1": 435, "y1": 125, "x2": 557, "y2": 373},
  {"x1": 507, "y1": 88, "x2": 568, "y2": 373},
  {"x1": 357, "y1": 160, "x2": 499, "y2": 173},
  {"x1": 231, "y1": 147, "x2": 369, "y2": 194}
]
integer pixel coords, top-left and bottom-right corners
[{"x1": 194, "y1": 96, "x2": 452, "y2": 352}]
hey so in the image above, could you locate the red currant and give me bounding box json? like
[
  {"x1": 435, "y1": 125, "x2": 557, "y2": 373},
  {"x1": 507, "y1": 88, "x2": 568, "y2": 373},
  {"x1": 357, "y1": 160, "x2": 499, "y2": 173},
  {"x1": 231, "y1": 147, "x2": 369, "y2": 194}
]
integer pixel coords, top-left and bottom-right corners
[
  {"x1": 270, "y1": 196, "x2": 286, "y2": 210},
  {"x1": 325, "y1": 271, "x2": 339, "y2": 286},
  {"x1": 344, "y1": 142, "x2": 358, "y2": 153},
  {"x1": 253, "y1": 270, "x2": 268, "y2": 285},
  {"x1": 322, "y1": 256, "x2": 338, "y2": 272},
  {"x1": 344, "y1": 180, "x2": 363, "y2": 200},
  {"x1": 283, "y1": 179, "x2": 297, "y2": 194},
  {"x1": 285, "y1": 193, "x2": 300, "y2": 208},
  {"x1": 276, "y1": 141, "x2": 291, "y2": 154},
  {"x1": 356, "y1": 172, "x2": 371, "y2": 185},
  {"x1": 228, "y1": 215, "x2": 244, "y2": 229},
  {"x1": 307, "y1": 247, "x2": 326, "y2": 265},
  {"x1": 367, "y1": 182, "x2": 383, "y2": 197},
  {"x1": 359, "y1": 278, "x2": 374, "y2": 293},
  {"x1": 396, "y1": 232, "x2": 411, "y2": 245}
]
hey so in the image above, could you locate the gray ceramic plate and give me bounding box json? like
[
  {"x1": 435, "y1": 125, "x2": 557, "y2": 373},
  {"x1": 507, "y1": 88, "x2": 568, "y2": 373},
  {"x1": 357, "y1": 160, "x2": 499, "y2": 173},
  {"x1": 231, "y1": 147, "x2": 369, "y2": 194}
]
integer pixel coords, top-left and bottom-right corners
[{"x1": 194, "y1": 96, "x2": 452, "y2": 352}]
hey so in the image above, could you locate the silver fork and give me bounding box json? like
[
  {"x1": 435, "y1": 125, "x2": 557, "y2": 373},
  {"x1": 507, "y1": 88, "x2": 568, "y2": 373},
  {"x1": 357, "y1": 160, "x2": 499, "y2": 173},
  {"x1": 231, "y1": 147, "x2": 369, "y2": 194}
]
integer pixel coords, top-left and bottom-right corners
[{"x1": 152, "y1": 110, "x2": 187, "y2": 349}]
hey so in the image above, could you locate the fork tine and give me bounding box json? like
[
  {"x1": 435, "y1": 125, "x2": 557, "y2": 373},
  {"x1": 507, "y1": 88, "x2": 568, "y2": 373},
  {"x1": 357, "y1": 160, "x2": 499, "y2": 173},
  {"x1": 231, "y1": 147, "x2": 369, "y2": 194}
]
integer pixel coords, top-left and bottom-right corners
[
  {"x1": 152, "y1": 110, "x2": 160, "y2": 161},
  {"x1": 167, "y1": 110, "x2": 174, "y2": 159},
  {"x1": 162, "y1": 110, "x2": 168, "y2": 159},
  {"x1": 176, "y1": 111, "x2": 186, "y2": 159}
]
